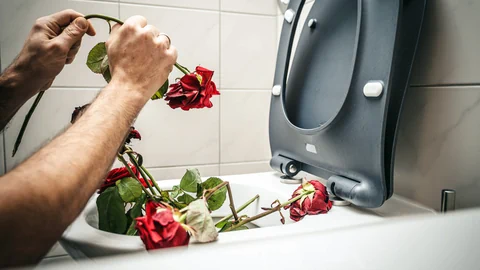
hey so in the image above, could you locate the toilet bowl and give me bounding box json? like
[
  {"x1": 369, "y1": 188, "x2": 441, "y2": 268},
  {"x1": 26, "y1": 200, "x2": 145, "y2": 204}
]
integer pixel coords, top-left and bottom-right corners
[{"x1": 60, "y1": 172, "x2": 434, "y2": 260}]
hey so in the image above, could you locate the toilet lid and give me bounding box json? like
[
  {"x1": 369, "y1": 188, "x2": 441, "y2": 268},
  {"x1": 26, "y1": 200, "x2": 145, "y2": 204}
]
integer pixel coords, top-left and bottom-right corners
[{"x1": 269, "y1": 0, "x2": 426, "y2": 208}]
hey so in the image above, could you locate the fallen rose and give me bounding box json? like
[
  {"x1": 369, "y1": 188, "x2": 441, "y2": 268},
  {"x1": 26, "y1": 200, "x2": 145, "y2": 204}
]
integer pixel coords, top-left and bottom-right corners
[
  {"x1": 284, "y1": 180, "x2": 332, "y2": 222},
  {"x1": 136, "y1": 200, "x2": 190, "y2": 250},
  {"x1": 99, "y1": 165, "x2": 151, "y2": 193},
  {"x1": 165, "y1": 66, "x2": 219, "y2": 111}
]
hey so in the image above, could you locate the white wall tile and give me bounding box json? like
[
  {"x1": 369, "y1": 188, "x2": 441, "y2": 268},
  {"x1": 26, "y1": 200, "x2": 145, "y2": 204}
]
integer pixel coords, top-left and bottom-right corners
[
  {"x1": 120, "y1": 4, "x2": 220, "y2": 86},
  {"x1": 119, "y1": 0, "x2": 219, "y2": 11},
  {"x1": 0, "y1": 0, "x2": 118, "y2": 88},
  {"x1": 132, "y1": 96, "x2": 220, "y2": 168},
  {"x1": 4, "y1": 89, "x2": 99, "y2": 171},
  {"x1": 221, "y1": 0, "x2": 277, "y2": 15},
  {"x1": 146, "y1": 165, "x2": 219, "y2": 181},
  {"x1": 220, "y1": 161, "x2": 272, "y2": 176},
  {"x1": 411, "y1": 0, "x2": 480, "y2": 85},
  {"x1": 221, "y1": 13, "x2": 277, "y2": 89},
  {"x1": 395, "y1": 86, "x2": 480, "y2": 210},
  {"x1": 220, "y1": 91, "x2": 271, "y2": 163}
]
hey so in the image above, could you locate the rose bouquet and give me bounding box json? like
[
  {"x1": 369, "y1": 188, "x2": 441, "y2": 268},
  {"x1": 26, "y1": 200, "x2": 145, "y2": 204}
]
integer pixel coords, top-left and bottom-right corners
[{"x1": 18, "y1": 14, "x2": 333, "y2": 250}]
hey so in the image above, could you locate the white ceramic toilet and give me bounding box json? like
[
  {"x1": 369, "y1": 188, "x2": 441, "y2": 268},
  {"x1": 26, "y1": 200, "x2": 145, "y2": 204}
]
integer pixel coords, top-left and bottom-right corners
[
  {"x1": 61, "y1": 0, "x2": 430, "y2": 260},
  {"x1": 60, "y1": 172, "x2": 434, "y2": 259}
]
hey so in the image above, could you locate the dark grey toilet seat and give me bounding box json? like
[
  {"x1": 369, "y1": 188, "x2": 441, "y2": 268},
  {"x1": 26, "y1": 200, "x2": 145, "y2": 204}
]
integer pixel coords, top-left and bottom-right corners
[{"x1": 269, "y1": 0, "x2": 427, "y2": 208}]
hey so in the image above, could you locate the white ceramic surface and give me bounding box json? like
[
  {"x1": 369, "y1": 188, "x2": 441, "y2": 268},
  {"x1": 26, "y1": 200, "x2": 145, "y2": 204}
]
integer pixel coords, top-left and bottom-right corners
[{"x1": 61, "y1": 172, "x2": 434, "y2": 260}]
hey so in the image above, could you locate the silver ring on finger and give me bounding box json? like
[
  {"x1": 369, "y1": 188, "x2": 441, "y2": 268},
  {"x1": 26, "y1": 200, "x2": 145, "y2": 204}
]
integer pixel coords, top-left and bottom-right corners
[{"x1": 159, "y1": 33, "x2": 171, "y2": 49}]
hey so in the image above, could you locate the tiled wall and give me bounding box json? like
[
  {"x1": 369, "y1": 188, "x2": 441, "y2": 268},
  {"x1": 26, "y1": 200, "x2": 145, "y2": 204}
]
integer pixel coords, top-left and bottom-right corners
[
  {"x1": 280, "y1": 0, "x2": 480, "y2": 211},
  {"x1": 0, "y1": 0, "x2": 277, "y2": 180}
]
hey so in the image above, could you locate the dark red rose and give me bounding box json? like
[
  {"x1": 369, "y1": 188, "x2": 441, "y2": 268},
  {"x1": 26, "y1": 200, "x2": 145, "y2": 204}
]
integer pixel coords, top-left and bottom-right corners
[
  {"x1": 136, "y1": 201, "x2": 190, "y2": 250},
  {"x1": 284, "y1": 180, "x2": 332, "y2": 222},
  {"x1": 164, "y1": 66, "x2": 220, "y2": 111},
  {"x1": 125, "y1": 127, "x2": 141, "y2": 144},
  {"x1": 98, "y1": 165, "x2": 151, "y2": 193}
]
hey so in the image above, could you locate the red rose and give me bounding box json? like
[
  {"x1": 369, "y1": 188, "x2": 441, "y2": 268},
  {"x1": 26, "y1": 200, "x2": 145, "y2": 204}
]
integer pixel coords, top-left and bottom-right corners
[
  {"x1": 284, "y1": 180, "x2": 332, "y2": 222},
  {"x1": 98, "y1": 165, "x2": 151, "y2": 193},
  {"x1": 136, "y1": 201, "x2": 190, "y2": 250},
  {"x1": 164, "y1": 66, "x2": 220, "y2": 111},
  {"x1": 125, "y1": 127, "x2": 141, "y2": 144}
]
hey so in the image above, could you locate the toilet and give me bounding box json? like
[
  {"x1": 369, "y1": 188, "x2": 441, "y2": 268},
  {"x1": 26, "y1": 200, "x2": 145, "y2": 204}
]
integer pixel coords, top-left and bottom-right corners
[{"x1": 61, "y1": 0, "x2": 430, "y2": 260}]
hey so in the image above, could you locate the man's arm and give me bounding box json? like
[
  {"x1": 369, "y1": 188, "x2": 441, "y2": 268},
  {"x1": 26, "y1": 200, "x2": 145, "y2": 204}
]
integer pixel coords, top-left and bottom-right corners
[
  {"x1": 0, "y1": 14, "x2": 176, "y2": 267},
  {"x1": 0, "y1": 9, "x2": 95, "y2": 130}
]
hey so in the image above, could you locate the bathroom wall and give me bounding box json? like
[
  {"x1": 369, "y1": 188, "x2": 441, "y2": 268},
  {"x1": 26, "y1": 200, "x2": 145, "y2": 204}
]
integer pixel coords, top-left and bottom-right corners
[
  {"x1": 278, "y1": 0, "x2": 480, "y2": 211},
  {"x1": 0, "y1": 0, "x2": 279, "y2": 180}
]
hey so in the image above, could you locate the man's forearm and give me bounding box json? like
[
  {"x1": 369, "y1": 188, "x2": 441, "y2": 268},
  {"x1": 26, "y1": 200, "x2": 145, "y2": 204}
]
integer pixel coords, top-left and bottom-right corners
[
  {"x1": 0, "y1": 62, "x2": 41, "y2": 131},
  {"x1": 0, "y1": 79, "x2": 147, "y2": 266}
]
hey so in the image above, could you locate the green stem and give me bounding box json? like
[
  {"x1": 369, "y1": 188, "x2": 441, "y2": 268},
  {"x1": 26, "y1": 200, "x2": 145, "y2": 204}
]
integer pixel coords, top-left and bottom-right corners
[
  {"x1": 84, "y1": 14, "x2": 124, "y2": 25},
  {"x1": 85, "y1": 14, "x2": 188, "y2": 76},
  {"x1": 215, "y1": 194, "x2": 259, "y2": 227},
  {"x1": 204, "y1": 181, "x2": 228, "y2": 201},
  {"x1": 226, "y1": 183, "x2": 239, "y2": 222},
  {"x1": 174, "y1": 63, "x2": 190, "y2": 75},
  {"x1": 224, "y1": 191, "x2": 313, "y2": 232},
  {"x1": 126, "y1": 152, "x2": 158, "y2": 196},
  {"x1": 117, "y1": 154, "x2": 154, "y2": 199},
  {"x1": 12, "y1": 91, "x2": 45, "y2": 157},
  {"x1": 140, "y1": 165, "x2": 163, "y2": 194}
]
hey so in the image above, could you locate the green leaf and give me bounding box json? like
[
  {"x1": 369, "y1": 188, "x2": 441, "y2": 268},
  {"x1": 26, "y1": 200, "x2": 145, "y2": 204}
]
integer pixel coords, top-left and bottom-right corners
[
  {"x1": 170, "y1": 185, "x2": 181, "y2": 199},
  {"x1": 96, "y1": 187, "x2": 128, "y2": 234},
  {"x1": 130, "y1": 193, "x2": 147, "y2": 219},
  {"x1": 215, "y1": 219, "x2": 228, "y2": 229},
  {"x1": 178, "y1": 193, "x2": 195, "y2": 205},
  {"x1": 86, "y1": 42, "x2": 108, "y2": 74},
  {"x1": 196, "y1": 183, "x2": 204, "y2": 198},
  {"x1": 180, "y1": 169, "x2": 202, "y2": 193},
  {"x1": 151, "y1": 79, "x2": 169, "y2": 100},
  {"x1": 116, "y1": 177, "x2": 143, "y2": 203},
  {"x1": 201, "y1": 177, "x2": 227, "y2": 211},
  {"x1": 102, "y1": 66, "x2": 112, "y2": 83},
  {"x1": 185, "y1": 200, "x2": 218, "y2": 242},
  {"x1": 218, "y1": 221, "x2": 249, "y2": 232}
]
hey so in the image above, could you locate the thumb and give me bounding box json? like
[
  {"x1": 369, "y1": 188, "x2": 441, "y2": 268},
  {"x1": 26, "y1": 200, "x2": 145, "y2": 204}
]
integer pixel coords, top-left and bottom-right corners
[{"x1": 57, "y1": 17, "x2": 89, "y2": 49}]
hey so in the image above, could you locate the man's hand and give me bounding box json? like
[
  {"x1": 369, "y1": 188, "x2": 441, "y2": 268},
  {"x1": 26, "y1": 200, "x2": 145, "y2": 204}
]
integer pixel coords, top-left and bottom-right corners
[
  {"x1": 0, "y1": 9, "x2": 96, "y2": 131},
  {"x1": 106, "y1": 16, "x2": 177, "y2": 102},
  {"x1": 14, "y1": 9, "x2": 96, "y2": 92}
]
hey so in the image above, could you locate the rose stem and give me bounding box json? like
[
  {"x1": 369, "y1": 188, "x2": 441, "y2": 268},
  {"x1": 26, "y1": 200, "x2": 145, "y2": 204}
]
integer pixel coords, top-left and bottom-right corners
[
  {"x1": 126, "y1": 152, "x2": 158, "y2": 196},
  {"x1": 224, "y1": 190, "x2": 313, "y2": 232},
  {"x1": 215, "y1": 194, "x2": 259, "y2": 227},
  {"x1": 12, "y1": 91, "x2": 45, "y2": 157},
  {"x1": 203, "y1": 181, "x2": 239, "y2": 222},
  {"x1": 117, "y1": 154, "x2": 154, "y2": 199},
  {"x1": 139, "y1": 165, "x2": 163, "y2": 194},
  {"x1": 84, "y1": 14, "x2": 189, "y2": 76},
  {"x1": 204, "y1": 181, "x2": 228, "y2": 201},
  {"x1": 226, "y1": 183, "x2": 239, "y2": 222}
]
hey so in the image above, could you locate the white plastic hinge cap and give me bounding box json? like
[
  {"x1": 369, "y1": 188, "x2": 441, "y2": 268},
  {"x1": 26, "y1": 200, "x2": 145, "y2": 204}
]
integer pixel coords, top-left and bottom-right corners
[
  {"x1": 363, "y1": 81, "x2": 384, "y2": 98},
  {"x1": 281, "y1": 0, "x2": 290, "y2": 4},
  {"x1": 284, "y1": 9, "x2": 295, "y2": 23},
  {"x1": 272, "y1": 85, "x2": 282, "y2": 96}
]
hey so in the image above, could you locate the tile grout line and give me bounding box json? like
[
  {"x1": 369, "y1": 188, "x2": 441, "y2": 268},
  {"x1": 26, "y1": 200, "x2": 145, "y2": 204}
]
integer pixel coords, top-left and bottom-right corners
[
  {"x1": 218, "y1": 1, "x2": 222, "y2": 173},
  {"x1": 109, "y1": 1, "x2": 277, "y2": 17}
]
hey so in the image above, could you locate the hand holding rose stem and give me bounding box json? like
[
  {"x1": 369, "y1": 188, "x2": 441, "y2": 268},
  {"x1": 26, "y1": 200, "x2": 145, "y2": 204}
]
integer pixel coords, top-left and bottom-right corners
[{"x1": 11, "y1": 14, "x2": 191, "y2": 157}]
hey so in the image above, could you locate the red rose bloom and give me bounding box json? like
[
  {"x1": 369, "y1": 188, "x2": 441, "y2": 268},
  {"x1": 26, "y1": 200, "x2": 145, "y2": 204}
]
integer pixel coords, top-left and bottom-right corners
[
  {"x1": 98, "y1": 165, "x2": 151, "y2": 193},
  {"x1": 165, "y1": 66, "x2": 219, "y2": 111},
  {"x1": 125, "y1": 127, "x2": 141, "y2": 144},
  {"x1": 284, "y1": 180, "x2": 332, "y2": 222},
  {"x1": 136, "y1": 201, "x2": 190, "y2": 250}
]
